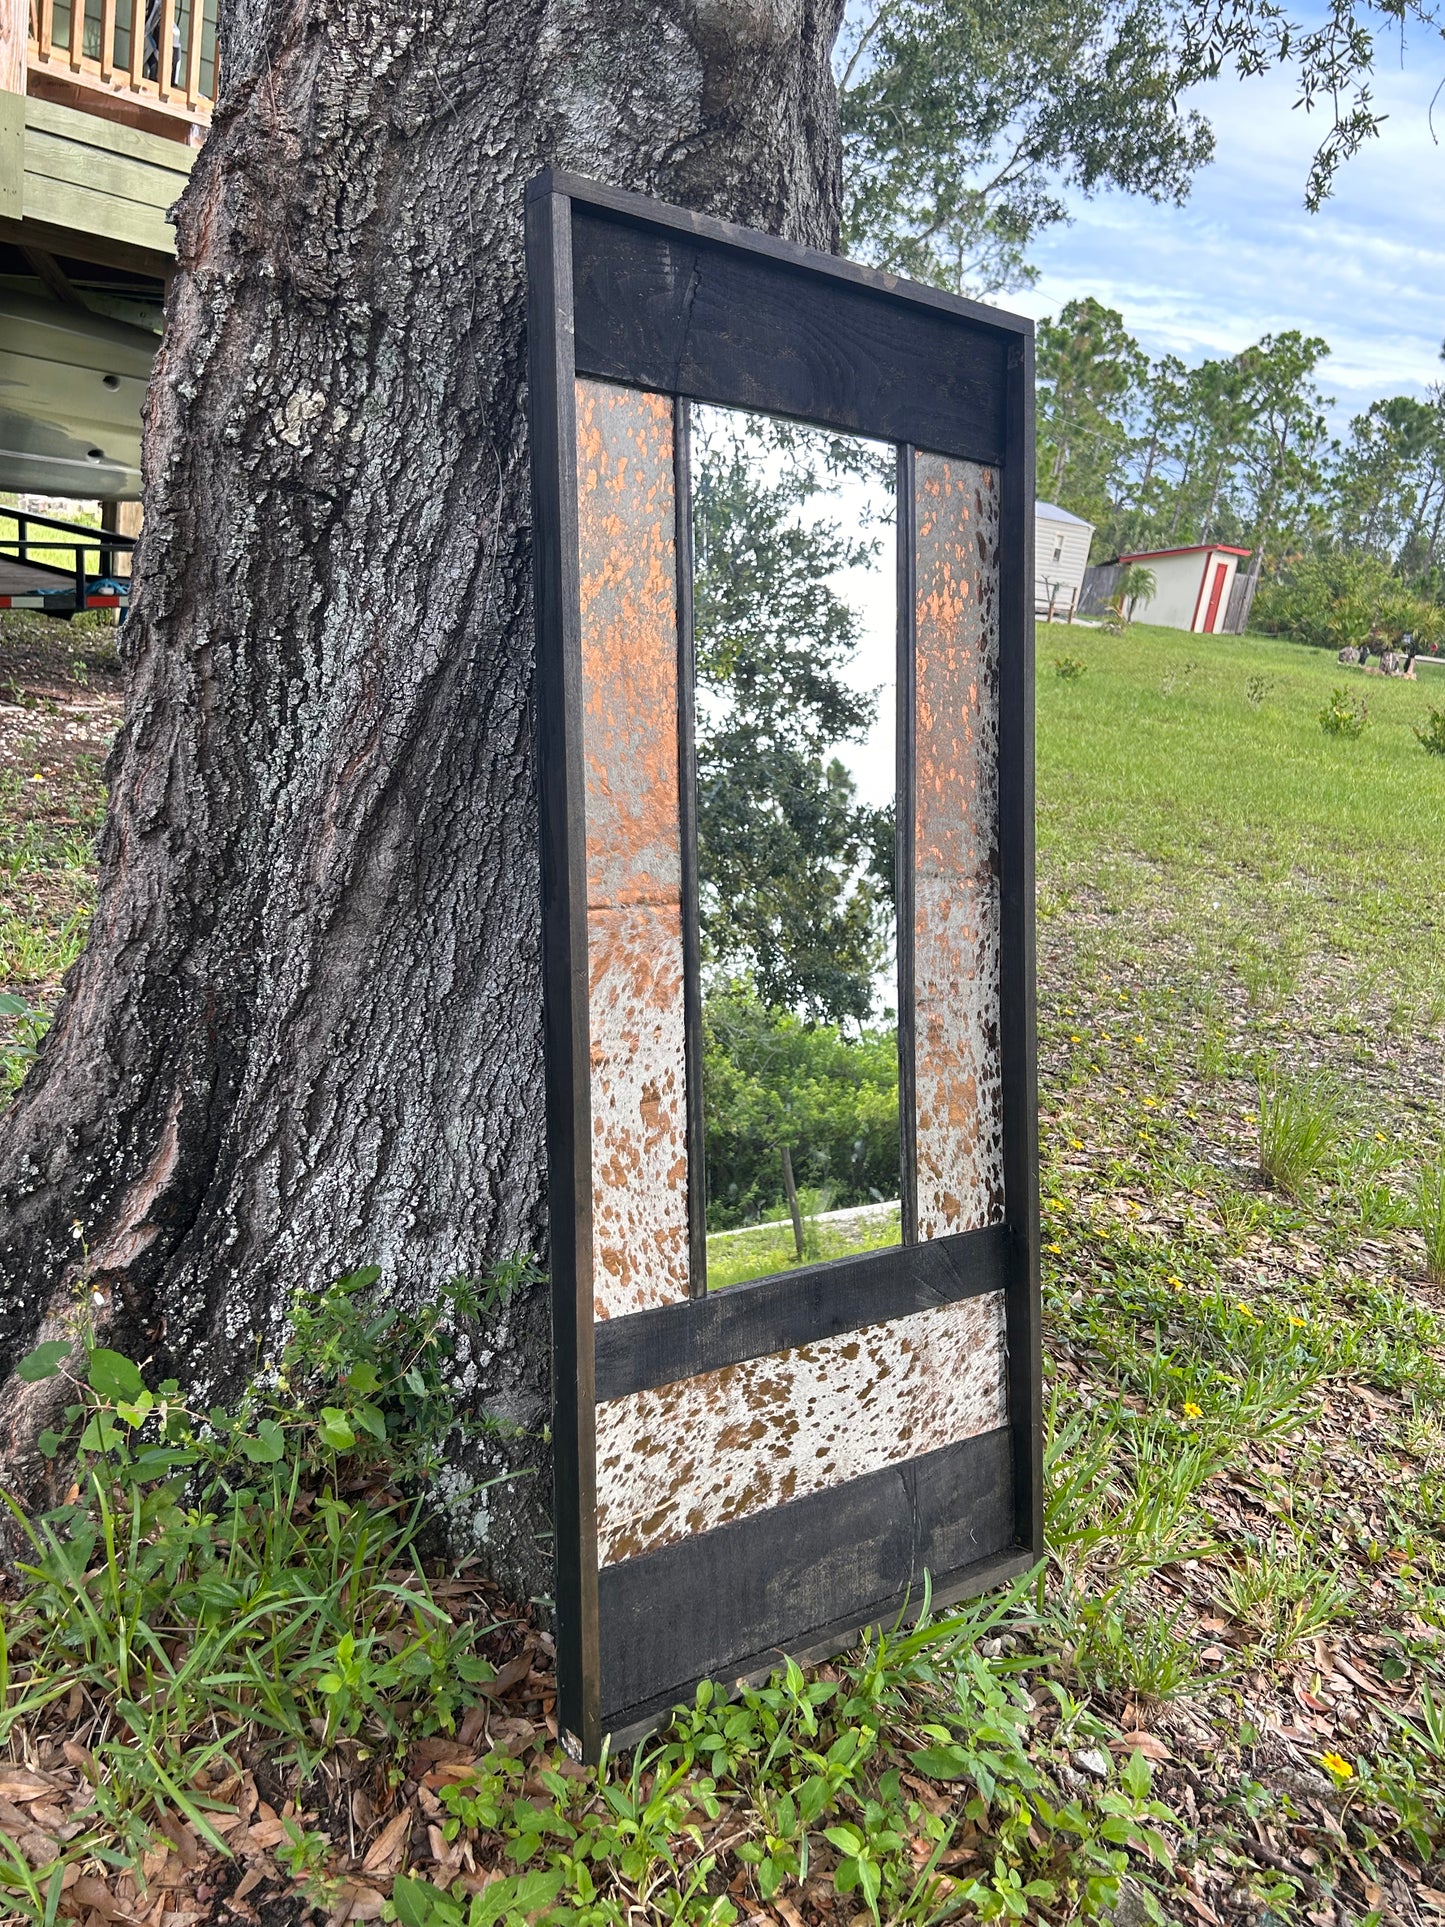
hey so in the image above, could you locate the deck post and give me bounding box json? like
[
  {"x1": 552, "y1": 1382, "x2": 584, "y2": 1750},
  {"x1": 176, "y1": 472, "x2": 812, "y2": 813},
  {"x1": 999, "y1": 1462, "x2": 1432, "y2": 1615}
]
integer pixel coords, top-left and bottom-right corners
[{"x1": 0, "y1": 0, "x2": 25, "y2": 95}]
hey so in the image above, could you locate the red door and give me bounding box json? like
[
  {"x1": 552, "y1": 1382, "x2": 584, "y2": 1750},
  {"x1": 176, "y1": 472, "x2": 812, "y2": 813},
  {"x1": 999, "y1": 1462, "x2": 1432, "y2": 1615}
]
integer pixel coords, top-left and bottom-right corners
[{"x1": 1203, "y1": 561, "x2": 1228, "y2": 633}]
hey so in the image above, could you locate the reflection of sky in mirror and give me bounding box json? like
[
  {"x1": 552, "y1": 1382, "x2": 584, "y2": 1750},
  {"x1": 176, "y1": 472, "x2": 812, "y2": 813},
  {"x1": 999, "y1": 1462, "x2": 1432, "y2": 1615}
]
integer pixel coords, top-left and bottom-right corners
[{"x1": 803, "y1": 468, "x2": 895, "y2": 811}]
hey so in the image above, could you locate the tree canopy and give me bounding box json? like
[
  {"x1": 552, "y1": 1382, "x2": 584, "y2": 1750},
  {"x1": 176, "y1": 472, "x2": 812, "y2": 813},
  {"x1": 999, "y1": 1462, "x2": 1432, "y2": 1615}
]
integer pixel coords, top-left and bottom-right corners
[{"x1": 838, "y1": 0, "x2": 1442, "y2": 296}]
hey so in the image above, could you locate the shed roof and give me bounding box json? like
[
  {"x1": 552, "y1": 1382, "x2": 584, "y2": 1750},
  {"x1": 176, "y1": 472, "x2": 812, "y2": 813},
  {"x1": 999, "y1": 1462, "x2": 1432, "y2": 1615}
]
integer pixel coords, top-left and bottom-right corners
[
  {"x1": 1117, "y1": 543, "x2": 1251, "y2": 562},
  {"x1": 1036, "y1": 499, "x2": 1093, "y2": 528}
]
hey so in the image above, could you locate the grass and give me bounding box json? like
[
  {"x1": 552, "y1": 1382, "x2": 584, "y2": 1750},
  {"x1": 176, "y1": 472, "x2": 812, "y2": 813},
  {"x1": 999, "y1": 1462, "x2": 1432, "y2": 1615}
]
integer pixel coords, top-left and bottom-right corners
[
  {"x1": 1256, "y1": 1064, "x2": 1339, "y2": 1194},
  {"x1": 0, "y1": 612, "x2": 119, "y2": 1089},
  {"x1": 5, "y1": 617, "x2": 1445, "y2": 1922},
  {"x1": 706, "y1": 1201, "x2": 901, "y2": 1289}
]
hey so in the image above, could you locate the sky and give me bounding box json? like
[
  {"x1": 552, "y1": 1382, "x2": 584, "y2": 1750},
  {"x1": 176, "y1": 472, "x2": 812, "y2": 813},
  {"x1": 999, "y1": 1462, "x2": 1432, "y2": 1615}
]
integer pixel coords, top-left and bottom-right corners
[{"x1": 1004, "y1": 34, "x2": 1445, "y2": 430}]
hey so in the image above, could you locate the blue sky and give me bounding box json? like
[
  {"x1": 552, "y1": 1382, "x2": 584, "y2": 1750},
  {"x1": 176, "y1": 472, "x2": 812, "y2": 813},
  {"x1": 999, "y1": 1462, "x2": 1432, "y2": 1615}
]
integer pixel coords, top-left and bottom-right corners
[{"x1": 1003, "y1": 39, "x2": 1445, "y2": 431}]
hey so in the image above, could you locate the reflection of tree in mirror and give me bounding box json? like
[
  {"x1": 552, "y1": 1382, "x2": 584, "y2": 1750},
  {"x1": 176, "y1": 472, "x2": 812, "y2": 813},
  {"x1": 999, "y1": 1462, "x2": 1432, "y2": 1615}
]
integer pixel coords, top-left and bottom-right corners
[
  {"x1": 691, "y1": 410, "x2": 894, "y2": 1027},
  {"x1": 691, "y1": 412, "x2": 902, "y2": 1285},
  {"x1": 704, "y1": 984, "x2": 899, "y2": 1237}
]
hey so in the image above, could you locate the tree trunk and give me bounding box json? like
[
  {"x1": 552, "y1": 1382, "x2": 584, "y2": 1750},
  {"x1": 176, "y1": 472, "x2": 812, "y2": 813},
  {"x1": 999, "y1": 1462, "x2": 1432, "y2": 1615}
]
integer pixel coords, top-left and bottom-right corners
[
  {"x1": 0, "y1": 0, "x2": 846, "y2": 1598},
  {"x1": 779, "y1": 1144, "x2": 804, "y2": 1260}
]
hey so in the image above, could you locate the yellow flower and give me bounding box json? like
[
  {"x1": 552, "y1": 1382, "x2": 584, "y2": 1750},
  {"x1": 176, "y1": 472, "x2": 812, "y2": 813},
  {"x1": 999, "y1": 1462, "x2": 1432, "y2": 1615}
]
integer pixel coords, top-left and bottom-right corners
[
  {"x1": 1320, "y1": 1751, "x2": 1353, "y2": 1781},
  {"x1": 1289, "y1": 1314, "x2": 1306, "y2": 1329},
  {"x1": 1048, "y1": 1197, "x2": 1065, "y2": 1210},
  {"x1": 1168, "y1": 1275, "x2": 1184, "y2": 1290},
  {"x1": 1142, "y1": 1097, "x2": 1157, "y2": 1107},
  {"x1": 1047, "y1": 1242, "x2": 1063, "y2": 1255},
  {"x1": 1236, "y1": 1301, "x2": 1255, "y2": 1319},
  {"x1": 1069, "y1": 1033, "x2": 1082, "y2": 1042},
  {"x1": 1182, "y1": 1401, "x2": 1203, "y2": 1419},
  {"x1": 1374, "y1": 1132, "x2": 1387, "y2": 1144},
  {"x1": 1070, "y1": 1139, "x2": 1084, "y2": 1150},
  {"x1": 1134, "y1": 1034, "x2": 1145, "y2": 1045}
]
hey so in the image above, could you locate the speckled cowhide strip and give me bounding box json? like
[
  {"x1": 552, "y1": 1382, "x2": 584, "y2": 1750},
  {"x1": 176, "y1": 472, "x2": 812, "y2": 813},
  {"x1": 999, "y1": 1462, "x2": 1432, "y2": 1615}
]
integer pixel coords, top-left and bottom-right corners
[
  {"x1": 913, "y1": 454, "x2": 1005, "y2": 1240},
  {"x1": 593, "y1": 1292, "x2": 1007, "y2": 1566},
  {"x1": 576, "y1": 379, "x2": 691, "y2": 1319}
]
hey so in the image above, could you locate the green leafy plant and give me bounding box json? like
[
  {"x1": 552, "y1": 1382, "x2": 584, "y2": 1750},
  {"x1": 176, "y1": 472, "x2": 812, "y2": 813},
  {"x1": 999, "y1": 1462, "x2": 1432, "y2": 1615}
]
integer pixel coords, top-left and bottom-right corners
[
  {"x1": 1414, "y1": 706, "x2": 1445, "y2": 755},
  {"x1": 1054, "y1": 654, "x2": 1087, "y2": 681},
  {"x1": 1318, "y1": 685, "x2": 1368, "y2": 737},
  {"x1": 0, "y1": 989, "x2": 52, "y2": 1095}
]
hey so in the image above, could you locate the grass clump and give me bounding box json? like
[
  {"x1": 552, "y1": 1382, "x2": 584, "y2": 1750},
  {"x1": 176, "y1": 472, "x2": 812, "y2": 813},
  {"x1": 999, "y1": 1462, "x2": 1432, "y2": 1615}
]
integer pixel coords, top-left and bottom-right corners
[
  {"x1": 1416, "y1": 1152, "x2": 1445, "y2": 1284},
  {"x1": 1256, "y1": 1065, "x2": 1338, "y2": 1195}
]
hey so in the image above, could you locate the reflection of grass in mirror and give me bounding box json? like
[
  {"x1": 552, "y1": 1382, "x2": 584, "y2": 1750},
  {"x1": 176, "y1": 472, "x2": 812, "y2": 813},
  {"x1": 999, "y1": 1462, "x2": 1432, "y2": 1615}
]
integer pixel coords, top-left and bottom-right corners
[{"x1": 707, "y1": 1201, "x2": 903, "y2": 1292}]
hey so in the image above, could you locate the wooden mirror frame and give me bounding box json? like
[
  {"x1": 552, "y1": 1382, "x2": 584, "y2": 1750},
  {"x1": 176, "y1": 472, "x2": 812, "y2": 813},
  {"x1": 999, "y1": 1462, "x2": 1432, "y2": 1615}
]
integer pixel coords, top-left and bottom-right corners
[{"x1": 526, "y1": 169, "x2": 1041, "y2": 1761}]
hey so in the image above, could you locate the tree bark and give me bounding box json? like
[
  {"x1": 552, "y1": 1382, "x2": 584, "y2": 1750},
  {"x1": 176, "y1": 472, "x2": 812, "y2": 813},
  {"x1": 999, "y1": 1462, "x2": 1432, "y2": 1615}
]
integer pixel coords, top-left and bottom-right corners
[{"x1": 0, "y1": 0, "x2": 845, "y2": 1598}]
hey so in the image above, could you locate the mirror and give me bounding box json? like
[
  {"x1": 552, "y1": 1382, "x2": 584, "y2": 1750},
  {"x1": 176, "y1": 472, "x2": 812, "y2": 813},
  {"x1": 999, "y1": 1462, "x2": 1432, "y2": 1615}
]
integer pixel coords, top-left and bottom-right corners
[{"x1": 690, "y1": 407, "x2": 901, "y2": 1290}]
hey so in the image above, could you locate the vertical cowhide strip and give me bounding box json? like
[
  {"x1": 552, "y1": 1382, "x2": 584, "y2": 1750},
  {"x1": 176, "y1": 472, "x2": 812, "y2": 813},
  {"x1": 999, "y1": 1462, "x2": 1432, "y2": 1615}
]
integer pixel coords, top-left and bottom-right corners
[
  {"x1": 576, "y1": 379, "x2": 691, "y2": 1318},
  {"x1": 913, "y1": 454, "x2": 1005, "y2": 1241}
]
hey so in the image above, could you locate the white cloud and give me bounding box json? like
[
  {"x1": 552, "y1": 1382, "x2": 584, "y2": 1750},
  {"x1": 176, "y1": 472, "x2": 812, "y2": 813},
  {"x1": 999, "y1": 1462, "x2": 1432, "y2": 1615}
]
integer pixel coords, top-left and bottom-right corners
[{"x1": 1005, "y1": 47, "x2": 1445, "y2": 427}]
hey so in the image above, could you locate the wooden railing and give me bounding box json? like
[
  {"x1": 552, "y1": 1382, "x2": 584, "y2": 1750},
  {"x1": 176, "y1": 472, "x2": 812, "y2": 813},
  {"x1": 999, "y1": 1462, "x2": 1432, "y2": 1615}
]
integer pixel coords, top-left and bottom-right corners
[{"x1": 28, "y1": 0, "x2": 216, "y2": 127}]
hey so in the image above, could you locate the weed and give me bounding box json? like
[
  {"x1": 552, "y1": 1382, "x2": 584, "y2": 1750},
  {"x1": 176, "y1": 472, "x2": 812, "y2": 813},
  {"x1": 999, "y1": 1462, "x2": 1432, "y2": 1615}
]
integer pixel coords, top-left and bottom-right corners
[
  {"x1": 1319, "y1": 686, "x2": 1368, "y2": 736},
  {"x1": 1214, "y1": 1537, "x2": 1354, "y2": 1662},
  {"x1": 1054, "y1": 654, "x2": 1087, "y2": 681},
  {"x1": 1414, "y1": 706, "x2": 1445, "y2": 755},
  {"x1": 0, "y1": 989, "x2": 50, "y2": 1094},
  {"x1": 1245, "y1": 673, "x2": 1273, "y2": 708},
  {"x1": 1256, "y1": 1066, "x2": 1338, "y2": 1194}
]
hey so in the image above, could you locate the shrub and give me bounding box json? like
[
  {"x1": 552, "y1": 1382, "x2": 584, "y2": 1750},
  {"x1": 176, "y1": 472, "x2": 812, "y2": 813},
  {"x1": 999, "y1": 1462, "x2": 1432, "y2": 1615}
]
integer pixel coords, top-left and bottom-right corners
[
  {"x1": 1319, "y1": 686, "x2": 1368, "y2": 737},
  {"x1": 1257, "y1": 1067, "x2": 1339, "y2": 1195},
  {"x1": 1054, "y1": 654, "x2": 1087, "y2": 681},
  {"x1": 704, "y1": 984, "x2": 899, "y2": 1229},
  {"x1": 1416, "y1": 707, "x2": 1445, "y2": 756},
  {"x1": 1252, "y1": 552, "x2": 1434, "y2": 652}
]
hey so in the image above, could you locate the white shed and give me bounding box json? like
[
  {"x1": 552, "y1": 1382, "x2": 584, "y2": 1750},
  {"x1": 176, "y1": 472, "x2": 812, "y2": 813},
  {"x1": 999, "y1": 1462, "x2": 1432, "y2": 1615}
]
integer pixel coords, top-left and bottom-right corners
[
  {"x1": 1118, "y1": 543, "x2": 1251, "y2": 634},
  {"x1": 1036, "y1": 500, "x2": 1094, "y2": 620}
]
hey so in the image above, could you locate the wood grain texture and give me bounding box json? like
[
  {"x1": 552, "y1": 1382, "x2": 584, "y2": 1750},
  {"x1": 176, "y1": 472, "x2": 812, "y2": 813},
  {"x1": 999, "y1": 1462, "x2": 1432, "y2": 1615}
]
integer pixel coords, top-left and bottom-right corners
[
  {"x1": 595, "y1": 1290, "x2": 1007, "y2": 1566},
  {"x1": 576, "y1": 379, "x2": 691, "y2": 1319},
  {"x1": 913, "y1": 454, "x2": 1005, "y2": 1240},
  {"x1": 597, "y1": 1425, "x2": 1018, "y2": 1732},
  {"x1": 571, "y1": 208, "x2": 1009, "y2": 462}
]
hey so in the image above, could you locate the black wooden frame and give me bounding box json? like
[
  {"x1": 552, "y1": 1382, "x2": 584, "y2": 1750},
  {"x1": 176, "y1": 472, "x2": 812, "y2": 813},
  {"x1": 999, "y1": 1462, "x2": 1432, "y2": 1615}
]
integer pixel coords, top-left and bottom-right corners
[{"x1": 527, "y1": 169, "x2": 1040, "y2": 1761}]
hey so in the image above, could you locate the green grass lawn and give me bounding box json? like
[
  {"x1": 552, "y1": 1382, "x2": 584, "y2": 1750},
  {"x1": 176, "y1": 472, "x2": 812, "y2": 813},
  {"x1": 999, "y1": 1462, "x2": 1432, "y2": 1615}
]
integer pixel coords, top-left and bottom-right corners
[
  {"x1": 1038, "y1": 624, "x2": 1445, "y2": 1005},
  {"x1": 1029, "y1": 620, "x2": 1445, "y2": 1921},
  {"x1": 706, "y1": 1202, "x2": 902, "y2": 1289},
  {"x1": 6, "y1": 618, "x2": 1445, "y2": 1924}
]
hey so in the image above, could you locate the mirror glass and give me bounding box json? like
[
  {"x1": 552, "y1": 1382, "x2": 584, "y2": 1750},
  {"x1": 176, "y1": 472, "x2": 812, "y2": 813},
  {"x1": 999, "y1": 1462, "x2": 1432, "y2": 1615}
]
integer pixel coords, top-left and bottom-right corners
[{"x1": 691, "y1": 406, "x2": 900, "y2": 1290}]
